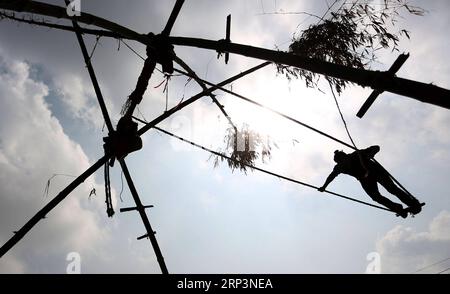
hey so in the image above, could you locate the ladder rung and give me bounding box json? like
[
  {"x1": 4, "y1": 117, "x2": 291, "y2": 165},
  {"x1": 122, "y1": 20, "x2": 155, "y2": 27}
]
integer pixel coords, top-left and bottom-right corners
[
  {"x1": 137, "y1": 234, "x2": 148, "y2": 240},
  {"x1": 357, "y1": 53, "x2": 409, "y2": 118},
  {"x1": 356, "y1": 90, "x2": 381, "y2": 118},
  {"x1": 137, "y1": 231, "x2": 156, "y2": 240},
  {"x1": 120, "y1": 205, "x2": 154, "y2": 213},
  {"x1": 225, "y1": 14, "x2": 231, "y2": 64}
]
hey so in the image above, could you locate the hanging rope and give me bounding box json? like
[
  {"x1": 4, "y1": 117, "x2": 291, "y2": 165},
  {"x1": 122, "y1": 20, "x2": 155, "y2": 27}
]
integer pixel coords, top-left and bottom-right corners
[
  {"x1": 131, "y1": 117, "x2": 393, "y2": 214},
  {"x1": 43, "y1": 173, "x2": 77, "y2": 198},
  {"x1": 104, "y1": 162, "x2": 114, "y2": 217},
  {"x1": 327, "y1": 82, "x2": 359, "y2": 150},
  {"x1": 327, "y1": 82, "x2": 414, "y2": 198},
  {"x1": 122, "y1": 39, "x2": 234, "y2": 132},
  {"x1": 174, "y1": 67, "x2": 414, "y2": 200},
  {"x1": 119, "y1": 170, "x2": 124, "y2": 202},
  {"x1": 88, "y1": 188, "x2": 96, "y2": 199},
  {"x1": 371, "y1": 158, "x2": 415, "y2": 198},
  {"x1": 136, "y1": 106, "x2": 148, "y2": 123},
  {"x1": 173, "y1": 67, "x2": 356, "y2": 149},
  {"x1": 120, "y1": 39, "x2": 146, "y2": 61},
  {"x1": 164, "y1": 75, "x2": 170, "y2": 112},
  {"x1": 88, "y1": 35, "x2": 102, "y2": 61},
  {"x1": 120, "y1": 39, "x2": 184, "y2": 77},
  {"x1": 154, "y1": 78, "x2": 167, "y2": 89},
  {"x1": 179, "y1": 76, "x2": 193, "y2": 105},
  {"x1": 327, "y1": 81, "x2": 369, "y2": 176}
]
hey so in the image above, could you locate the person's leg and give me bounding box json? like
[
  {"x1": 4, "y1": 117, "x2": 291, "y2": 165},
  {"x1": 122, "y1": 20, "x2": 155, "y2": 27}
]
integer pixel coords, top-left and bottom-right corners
[
  {"x1": 376, "y1": 171, "x2": 420, "y2": 208},
  {"x1": 360, "y1": 178, "x2": 404, "y2": 213}
]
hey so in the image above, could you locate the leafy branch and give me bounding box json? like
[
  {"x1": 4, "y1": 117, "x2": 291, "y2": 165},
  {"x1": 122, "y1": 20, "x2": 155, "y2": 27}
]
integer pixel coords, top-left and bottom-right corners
[
  {"x1": 210, "y1": 124, "x2": 277, "y2": 173},
  {"x1": 277, "y1": 0, "x2": 425, "y2": 93}
]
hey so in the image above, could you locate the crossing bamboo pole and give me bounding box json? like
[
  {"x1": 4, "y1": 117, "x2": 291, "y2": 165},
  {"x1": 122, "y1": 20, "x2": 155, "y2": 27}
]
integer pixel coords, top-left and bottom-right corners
[
  {"x1": 0, "y1": 156, "x2": 109, "y2": 258},
  {"x1": 1, "y1": 0, "x2": 448, "y2": 110},
  {"x1": 0, "y1": 61, "x2": 265, "y2": 262},
  {"x1": 64, "y1": 0, "x2": 169, "y2": 273}
]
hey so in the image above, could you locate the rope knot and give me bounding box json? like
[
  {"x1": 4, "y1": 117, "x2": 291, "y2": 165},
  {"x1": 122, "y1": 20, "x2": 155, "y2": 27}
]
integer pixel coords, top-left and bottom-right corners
[
  {"x1": 103, "y1": 117, "x2": 143, "y2": 165},
  {"x1": 216, "y1": 38, "x2": 229, "y2": 59},
  {"x1": 147, "y1": 32, "x2": 174, "y2": 74}
]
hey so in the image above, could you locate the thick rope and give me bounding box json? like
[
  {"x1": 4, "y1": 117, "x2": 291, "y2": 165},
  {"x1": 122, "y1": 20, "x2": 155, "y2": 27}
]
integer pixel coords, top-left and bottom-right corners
[
  {"x1": 327, "y1": 82, "x2": 414, "y2": 198},
  {"x1": 132, "y1": 118, "x2": 393, "y2": 213},
  {"x1": 328, "y1": 82, "x2": 370, "y2": 176},
  {"x1": 173, "y1": 67, "x2": 356, "y2": 149},
  {"x1": 104, "y1": 162, "x2": 114, "y2": 217},
  {"x1": 328, "y1": 82, "x2": 359, "y2": 150},
  {"x1": 122, "y1": 56, "x2": 156, "y2": 116},
  {"x1": 122, "y1": 39, "x2": 240, "y2": 136},
  {"x1": 174, "y1": 67, "x2": 414, "y2": 201}
]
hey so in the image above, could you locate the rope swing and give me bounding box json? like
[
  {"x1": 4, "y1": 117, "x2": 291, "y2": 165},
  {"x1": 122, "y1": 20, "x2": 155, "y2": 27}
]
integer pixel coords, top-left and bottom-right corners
[
  {"x1": 170, "y1": 67, "x2": 414, "y2": 214},
  {"x1": 132, "y1": 116, "x2": 394, "y2": 214}
]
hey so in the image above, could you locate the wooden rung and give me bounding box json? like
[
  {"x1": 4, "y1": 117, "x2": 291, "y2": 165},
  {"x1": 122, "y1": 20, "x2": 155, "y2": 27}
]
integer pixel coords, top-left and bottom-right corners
[
  {"x1": 388, "y1": 53, "x2": 409, "y2": 74},
  {"x1": 137, "y1": 234, "x2": 148, "y2": 240},
  {"x1": 137, "y1": 231, "x2": 156, "y2": 240},
  {"x1": 356, "y1": 90, "x2": 381, "y2": 118},
  {"x1": 225, "y1": 14, "x2": 231, "y2": 64},
  {"x1": 120, "y1": 205, "x2": 154, "y2": 213},
  {"x1": 357, "y1": 53, "x2": 409, "y2": 118}
]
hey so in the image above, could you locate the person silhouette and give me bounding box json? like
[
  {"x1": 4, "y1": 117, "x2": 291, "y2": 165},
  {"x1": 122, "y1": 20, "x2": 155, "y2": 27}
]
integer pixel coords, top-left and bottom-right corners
[{"x1": 318, "y1": 145, "x2": 422, "y2": 218}]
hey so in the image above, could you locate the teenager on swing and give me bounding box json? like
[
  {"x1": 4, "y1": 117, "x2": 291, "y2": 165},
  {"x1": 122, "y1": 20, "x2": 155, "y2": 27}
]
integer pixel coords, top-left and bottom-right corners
[{"x1": 318, "y1": 145, "x2": 423, "y2": 218}]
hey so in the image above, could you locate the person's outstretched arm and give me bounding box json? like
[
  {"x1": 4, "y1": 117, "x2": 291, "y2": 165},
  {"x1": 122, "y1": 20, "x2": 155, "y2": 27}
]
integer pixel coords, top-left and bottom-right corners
[
  {"x1": 318, "y1": 167, "x2": 340, "y2": 192},
  {"x1": 362, "y1": 145, "x2": 380, "y2": 158}
]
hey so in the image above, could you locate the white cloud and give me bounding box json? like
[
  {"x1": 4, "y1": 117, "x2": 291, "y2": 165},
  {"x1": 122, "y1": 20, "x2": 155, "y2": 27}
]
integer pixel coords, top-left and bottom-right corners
[
  {"x1": 0, "y1": 0, "x2": 449, "y2": 274},
  {"x1": 376, "y1": 210, "x2": 450, "y2": 274},
  {"x1": 198, "y1": 191, "x2": 219, "y2": 212},
  {"x1": 55, "y1": 74, "x2": 105, "y2": 129},
  {"x1": 0, "y1": 56, "x2": 111, "y2": 273},
  {"x1": 420, "y1": 108, "x2": 450, "y2": 145}
]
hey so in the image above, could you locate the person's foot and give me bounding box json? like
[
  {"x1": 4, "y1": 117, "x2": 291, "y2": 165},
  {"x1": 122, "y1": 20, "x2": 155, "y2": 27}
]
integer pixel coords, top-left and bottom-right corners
[
  {"x1": 404, "y1": 197, "x2": 422, "y2": 213},
  {"x1": 407, "y1": 202, "x2": 425, "y2": 215},
  {"x1": 396, "y1": 208, "x2": 408, "y2": 218},
  {"x1": 392, "y1": 203, "x2": 408, "y2": 218}
]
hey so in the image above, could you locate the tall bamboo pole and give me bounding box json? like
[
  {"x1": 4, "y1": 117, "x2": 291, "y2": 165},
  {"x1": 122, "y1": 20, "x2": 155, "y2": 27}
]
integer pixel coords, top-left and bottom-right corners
[{"x1": 1, "y1": 0, "x2": 448, "y2": 110}]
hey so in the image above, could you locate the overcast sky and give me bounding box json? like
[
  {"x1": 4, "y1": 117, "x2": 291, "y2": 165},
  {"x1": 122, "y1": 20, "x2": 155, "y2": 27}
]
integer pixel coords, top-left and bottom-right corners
[{"x1": 0, "y1": 0, "x2": 449, "y2": 274}]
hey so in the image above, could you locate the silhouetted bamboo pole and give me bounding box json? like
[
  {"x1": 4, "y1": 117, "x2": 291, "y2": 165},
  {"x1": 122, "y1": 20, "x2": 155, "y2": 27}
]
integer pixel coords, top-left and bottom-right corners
[
  {"x1": 0, "y1": 156, "x2": 109, "y2": 258},
  {"x1": 0, "y1": 0, "x2": 142, "y2": 40},
  {"x1": 65, "y1": 0, "x2": 170, "y2": 273},
  {"x1": 65, "y1": 2, "x2": 114, "y2": 133},
  {"x1": 137, "y1": 62, "x2": 271, "y2": 136},
  {"x1": 169, "y1": 36, "x2": 450, "y2": 110},
  {"x1": 118, "y1": 159, "x2": 168, "y2": 274},
  {"x1": 62, "y1": 0, "x2": 186, "y2": 274},
  {"x1": 1, "y1": 0, "x2": 448, "y2": 110},
  {"x1": 0, "y1": 62, "x2": 265, "y2": 261}
]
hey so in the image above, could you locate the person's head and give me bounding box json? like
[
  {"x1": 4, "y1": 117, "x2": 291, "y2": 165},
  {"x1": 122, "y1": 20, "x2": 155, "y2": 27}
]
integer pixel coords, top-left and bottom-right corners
[{"x1": 334, "y1": 150, "x2": 347, "y2": 163}]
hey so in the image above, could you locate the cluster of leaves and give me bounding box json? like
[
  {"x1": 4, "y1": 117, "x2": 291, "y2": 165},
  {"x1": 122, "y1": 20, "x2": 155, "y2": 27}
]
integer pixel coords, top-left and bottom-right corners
[
  {"x1": 277, "y1": 0, "x2": 425, "y2": 93},
  {"x1": 210, "y1": 124, "x2": 276, "y2": 173}
]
